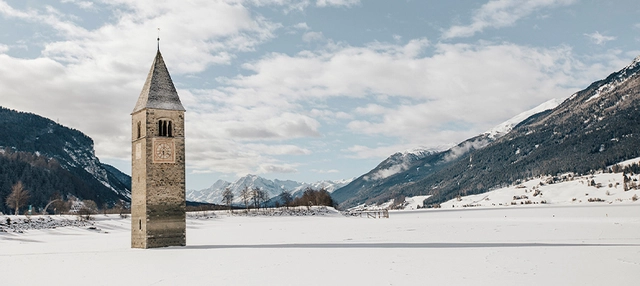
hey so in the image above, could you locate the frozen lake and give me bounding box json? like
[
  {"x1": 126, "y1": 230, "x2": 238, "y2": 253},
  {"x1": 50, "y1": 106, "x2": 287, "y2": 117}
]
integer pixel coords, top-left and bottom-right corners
[{"x1": 1, "y1": 204, "x2": 639, "y2": 285}]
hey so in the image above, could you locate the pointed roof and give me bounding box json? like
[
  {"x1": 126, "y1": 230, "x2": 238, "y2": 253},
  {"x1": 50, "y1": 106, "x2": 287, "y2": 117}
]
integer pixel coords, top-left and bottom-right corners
[{"x1": 132, "y1": 50, "x2": 185, "y2": 114}]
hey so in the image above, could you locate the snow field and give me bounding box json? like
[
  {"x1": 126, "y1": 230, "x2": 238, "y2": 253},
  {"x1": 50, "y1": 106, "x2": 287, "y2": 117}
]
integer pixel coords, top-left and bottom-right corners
[
  {"x1": 1, "y1": 205, "x2": 639, "y2": 285},
  {"x1": 441, "y1": 172, "x2": 640, "y2": 209}
]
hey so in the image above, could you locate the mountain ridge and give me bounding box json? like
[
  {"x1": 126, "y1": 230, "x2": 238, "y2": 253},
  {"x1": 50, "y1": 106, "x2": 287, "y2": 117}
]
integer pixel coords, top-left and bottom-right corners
[
  {"x1": 186, "y1": 174, "x2": 352, "y2": 205},
  {"x1": 333, "y1": 55, "x2": 640, "y2": 208}
]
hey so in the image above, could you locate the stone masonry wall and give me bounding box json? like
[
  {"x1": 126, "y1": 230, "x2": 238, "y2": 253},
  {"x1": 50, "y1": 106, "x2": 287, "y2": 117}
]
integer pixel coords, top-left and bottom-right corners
[{"x1": 131, "y1": 108, "x2": 186, "y2": 248}]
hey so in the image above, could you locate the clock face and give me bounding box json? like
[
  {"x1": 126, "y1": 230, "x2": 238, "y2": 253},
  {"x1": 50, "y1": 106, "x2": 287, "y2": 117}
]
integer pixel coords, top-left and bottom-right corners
[
  {"x1": 155, "y1": 142, "x2": 172, "y2": 159},
  {"x1": 153, "y1": 140, "x2": 174, "y2": 163}
]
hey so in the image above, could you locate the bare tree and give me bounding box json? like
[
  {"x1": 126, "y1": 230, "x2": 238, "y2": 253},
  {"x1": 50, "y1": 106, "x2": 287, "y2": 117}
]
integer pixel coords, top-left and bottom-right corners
[
  {"x1": 114, "y1": 199, "x2": 128, "y2": 218},
  {"x1": 240, "y1": 186, "x2": 251, "y2": 210},
  {"x1": 250, "y1": 187, "x2": 269, "y2": 209},
  {"x1": 279, "y1": 190, "x2": 292, "y2": 208},
  {"x1": 222, "y1": 187, "x2": 234, "y2": 212},
  {"x1": 77, "y1": 200, "x2": 98, "y2": 220},
  {"x1": 258, "y1": 189, "x2": 269, "y2": 209},
  {"x1": 251, "y1": 187, "x2": 260, "y2": 209},
  {"x1": 53, "y1": 198, "x2": 71, "y2": 215},
  {"x1": 5, "y1": 181, "x2": 30, "y2": 216}
]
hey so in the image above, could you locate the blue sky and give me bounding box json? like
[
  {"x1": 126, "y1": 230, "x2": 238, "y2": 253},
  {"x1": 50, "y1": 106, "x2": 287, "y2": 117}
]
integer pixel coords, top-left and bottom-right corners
[{"x1": 1, "y1": 0, "x2": 639, "y2": 190}]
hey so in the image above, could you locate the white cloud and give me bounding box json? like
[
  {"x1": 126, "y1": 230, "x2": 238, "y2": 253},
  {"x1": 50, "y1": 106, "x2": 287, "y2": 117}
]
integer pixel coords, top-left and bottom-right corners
[
  {"x1": 345, "y1": 144, "x2": 424, "y2": 160},
  {"x1": 443, "y1": 0, "x2": 576, "y2": 39},
  {"x1": 0, "y1": 0, "x2": 282, "y2": 164},
  {"x1": 245, "y1": 144, "x2": 312, "y2": 155},
  {"x1": 309, "y1": 108, "x2": 352, "y2": 122},
  {"x1": 249, "y1": 0, "x2": 311, "y2": 13},
  {"x1": 0, "y1": 1, "x2": 90, "y2": 37},
  {"x1": 302, "y1": 31, "x2": 324, "y2": 43},
  {"x1": 293, "y1": 22, "x2": 310, "y2": 30},
  {"x1": 0, "y1": 44, "x2": 8, "y2": 53},
  {"x1": 442, "y1": 138, "x2": 491, "y2": 163},
  {"x1": 60, "y1": 0, "x2": 94, "y2": 10},
  {"x1": 258, "y1": 163, "x2": 299, "y2": 174},
  {"x1": 584, "y1": 31, "x2": 616, "y2": 45},
  {"x1": 316, "y1": 0, "x2": 360, "y2": 7},
  {"x1": 367, "y1": 163, "x2": 408, "y2": 181},
  {"x1": 354, "y1": 104, "x2": 388, "y2": 115},
  {"x1": 218, "y1": 39, "x2": 628, "y2": 161},
  {"x1": 312, "y1": 169, "x2": 339, "y2": 174}
]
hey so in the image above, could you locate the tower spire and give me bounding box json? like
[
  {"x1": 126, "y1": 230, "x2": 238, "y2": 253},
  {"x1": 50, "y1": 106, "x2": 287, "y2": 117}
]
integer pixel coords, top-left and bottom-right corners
[{"x1": 157, "y1": 28, "x2": 160, "y2": 51}]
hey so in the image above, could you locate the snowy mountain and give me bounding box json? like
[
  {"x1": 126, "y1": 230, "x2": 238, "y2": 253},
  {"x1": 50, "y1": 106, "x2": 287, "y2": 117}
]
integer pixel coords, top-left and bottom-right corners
[
  {"x1": 186, "y1": 174, "x2": 352, "y2": 205},
  {"x1": 0, "y1": 107, "x2": 130, "y2": 213},
  {"x1": 333, "y1": 99, "x2": 560, "y2": 208},
  {"x1": 409, "y1": 54, "x2": 640, "y2": 207},
  {"x1": 334, "y1": 55, "x2": 640, "y2": 209}
]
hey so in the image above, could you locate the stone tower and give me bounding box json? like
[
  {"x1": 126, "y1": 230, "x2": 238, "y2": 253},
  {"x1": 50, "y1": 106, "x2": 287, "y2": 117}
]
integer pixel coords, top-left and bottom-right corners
[{"x1": 131, "y1": 47, "x2": 186, "y2": 248}]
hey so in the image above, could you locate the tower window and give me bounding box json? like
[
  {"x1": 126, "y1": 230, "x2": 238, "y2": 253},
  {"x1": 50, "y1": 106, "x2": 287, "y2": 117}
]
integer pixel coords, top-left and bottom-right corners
[
  {"x1": 137, "y1": 122, "x2": 141, "y2": 139},
  {"x1": 158, "y1": 120, "x2": 173, "y2": 137}
]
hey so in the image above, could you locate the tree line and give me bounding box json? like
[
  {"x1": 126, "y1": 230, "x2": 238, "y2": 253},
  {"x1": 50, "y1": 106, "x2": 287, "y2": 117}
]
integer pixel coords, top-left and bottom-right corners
[
  {"x1": 219, "y1": 186, "x2": 335, "y2": 211},
  {"x1": 3, "y1": 179, "x2": 129, "y2": 220}
]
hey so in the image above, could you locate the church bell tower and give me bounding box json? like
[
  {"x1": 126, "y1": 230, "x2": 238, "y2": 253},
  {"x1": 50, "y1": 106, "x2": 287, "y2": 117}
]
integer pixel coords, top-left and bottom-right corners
[{"x1": 131, "y1": 46, "x2": 186, "y2": 248}]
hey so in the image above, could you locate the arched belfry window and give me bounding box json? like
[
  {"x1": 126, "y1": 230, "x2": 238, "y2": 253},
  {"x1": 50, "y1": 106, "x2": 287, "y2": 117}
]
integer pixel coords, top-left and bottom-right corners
[{"x1": 158, "y1": 119, "x2": 173, "y2": 137}]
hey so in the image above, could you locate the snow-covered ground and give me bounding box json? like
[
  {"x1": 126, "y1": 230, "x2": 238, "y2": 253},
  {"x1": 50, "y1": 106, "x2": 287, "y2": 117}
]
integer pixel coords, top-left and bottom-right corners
[
  {"x1": 441, "y1": 172, "x2": 640, "y2": 209},
  {"x1": 1, "y1": 205, "x2": 639, "y2": 285}
]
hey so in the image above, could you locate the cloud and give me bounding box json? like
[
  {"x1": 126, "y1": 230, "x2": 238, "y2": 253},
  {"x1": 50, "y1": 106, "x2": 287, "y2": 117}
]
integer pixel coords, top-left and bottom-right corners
[
  {"x1": 302, "y1": 31, "x2": 324, "y2": 43},
  {"x1": 366, "y1": 163, "x2": 408, "y2": 181},
  {"x1": 60, "y1": 0, "x2": 94, "y2": 10},
  {"x1": 443, "y1": 0, "x2": 576, "y2": 39},
  {"x1": 293, "y1": 22, "x2": 310, "y2": 30},
  {"x1": 345, "y1": 144, "x2": 424, "y2": 160},
  {"x1": 0, "y1": 1, "x2": 90, "y2": 37},
  {"x1": 442, "y1": 138, "x2": 492, "y2": 163},
  {"x1": 245, "y1": 144, "x2": 312, "y2": 155},
  {"x1": 258, "y1": 164, "x2": 298, "y2": 174},
  {"x1": 0, "y1": 0, "x2": 282, "y2": 163},
  {"x1": 0, "y1": 44, "x2": 8, "y2": 53},
  {"x1": 316, "y1": 0, "x2": 360, "y2": 7},
  {"x1": 223, "y1": 39, "x2": 593, "y2": 145},
  {"x1": 308, "y1": 108, "x2": 352, "y2": 125},
  {"x1": 217, "y1": 37, "x2": 633, "y2": 163},
  {"x1": 312, "y1": 169, "x2": 339, "y2": 174},
  {"x1": 584, "y1": 31, "x2": 616, "y2": 45}
]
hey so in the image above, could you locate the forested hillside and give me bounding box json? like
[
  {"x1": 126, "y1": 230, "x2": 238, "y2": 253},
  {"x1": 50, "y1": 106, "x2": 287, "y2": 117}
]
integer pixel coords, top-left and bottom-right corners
[
  {"x1": 0, "y1": 107, "x2": 130, "y2": 214},
  {"x1": 408, "y1": 56, "x2": 640, "y2": 207}
]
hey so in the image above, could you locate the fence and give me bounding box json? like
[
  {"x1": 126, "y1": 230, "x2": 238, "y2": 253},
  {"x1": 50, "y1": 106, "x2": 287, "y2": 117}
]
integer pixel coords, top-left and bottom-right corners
[{"x1": 344, "y1": 209, "x2": 389, "y2": 218}]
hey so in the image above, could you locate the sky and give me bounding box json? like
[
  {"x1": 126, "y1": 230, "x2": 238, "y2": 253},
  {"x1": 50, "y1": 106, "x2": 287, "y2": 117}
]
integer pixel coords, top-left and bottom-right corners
[{"x1": 1, "y1": 0, "x2": 639, "y2": 190}]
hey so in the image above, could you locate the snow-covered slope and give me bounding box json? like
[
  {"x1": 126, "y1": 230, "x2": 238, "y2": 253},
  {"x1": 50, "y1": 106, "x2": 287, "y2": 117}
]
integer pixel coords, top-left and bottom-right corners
[
  {"x1": 364, "y1": 148, "x2": 438, "y2": 181},
  {"x1": 484, "y1": 98, "x2": 562, "y2": 139},
  {"x1": 361, "y1": 157, "x2": 640, "y2": 211},
  {"x1": 440, "y1": 171, "x2": 640, "y2": 209}
]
